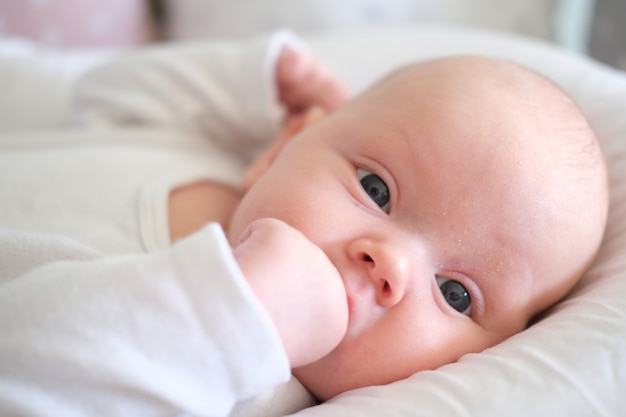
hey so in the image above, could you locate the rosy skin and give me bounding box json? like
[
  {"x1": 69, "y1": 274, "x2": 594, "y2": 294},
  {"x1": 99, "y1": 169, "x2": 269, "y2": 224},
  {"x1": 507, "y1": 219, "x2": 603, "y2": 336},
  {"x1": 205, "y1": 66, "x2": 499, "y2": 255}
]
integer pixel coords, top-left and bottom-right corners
[
  {"x1": 233, "y1": 217, "x2": 348, "y2": 368},
  {"x1": 227, "y1": 57, "x2": 608, "y2": 400}
]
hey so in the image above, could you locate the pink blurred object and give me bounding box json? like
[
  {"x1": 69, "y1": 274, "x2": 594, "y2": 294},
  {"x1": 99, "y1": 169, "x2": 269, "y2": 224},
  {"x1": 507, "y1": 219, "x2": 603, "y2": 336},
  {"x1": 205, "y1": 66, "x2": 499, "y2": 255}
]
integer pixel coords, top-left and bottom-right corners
[{"x1": 0, "y1": 0, "x2": 155, "y2": 47}]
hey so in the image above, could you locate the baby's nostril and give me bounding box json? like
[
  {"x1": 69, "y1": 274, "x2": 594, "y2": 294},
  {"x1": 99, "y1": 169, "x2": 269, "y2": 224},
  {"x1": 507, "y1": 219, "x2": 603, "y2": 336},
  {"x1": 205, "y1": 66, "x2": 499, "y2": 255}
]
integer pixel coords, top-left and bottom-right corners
[{"x1": 362, "y1": 254, "x2": 373, "y2": 262}]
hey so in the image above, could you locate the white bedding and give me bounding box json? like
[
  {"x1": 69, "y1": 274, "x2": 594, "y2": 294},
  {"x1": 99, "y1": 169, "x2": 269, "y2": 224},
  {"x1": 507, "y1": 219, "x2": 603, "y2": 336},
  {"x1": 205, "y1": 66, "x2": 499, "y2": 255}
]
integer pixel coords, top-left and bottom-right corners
[{"x1": 1, "y1": 26, "x2": 625, "y2": 417}]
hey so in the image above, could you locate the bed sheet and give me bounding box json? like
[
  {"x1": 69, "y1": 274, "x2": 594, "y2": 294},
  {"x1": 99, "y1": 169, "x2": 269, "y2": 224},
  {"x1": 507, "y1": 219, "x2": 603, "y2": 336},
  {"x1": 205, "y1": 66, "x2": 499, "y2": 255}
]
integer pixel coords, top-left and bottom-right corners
[{"x1": 1, "y1": 26, "x2": 625, "y2": 417}]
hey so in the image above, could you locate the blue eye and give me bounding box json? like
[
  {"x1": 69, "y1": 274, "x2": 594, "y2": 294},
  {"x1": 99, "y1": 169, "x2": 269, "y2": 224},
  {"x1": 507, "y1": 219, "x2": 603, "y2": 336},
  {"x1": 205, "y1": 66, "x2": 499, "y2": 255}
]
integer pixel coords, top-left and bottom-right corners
[
  {"x1": 357, "y1": 168, "x2": 390, "y2": 213},
  {"x1": 436, "y1": 277, "x2": 472, "y2": 316}
]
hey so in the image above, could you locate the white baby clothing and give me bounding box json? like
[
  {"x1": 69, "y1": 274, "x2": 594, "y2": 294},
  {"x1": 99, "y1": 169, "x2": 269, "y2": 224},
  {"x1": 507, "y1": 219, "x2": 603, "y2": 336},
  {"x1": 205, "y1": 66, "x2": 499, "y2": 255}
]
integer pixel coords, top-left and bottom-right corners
[{"x1": 0, "y1": 32, "x2": 305, "y2": 417}]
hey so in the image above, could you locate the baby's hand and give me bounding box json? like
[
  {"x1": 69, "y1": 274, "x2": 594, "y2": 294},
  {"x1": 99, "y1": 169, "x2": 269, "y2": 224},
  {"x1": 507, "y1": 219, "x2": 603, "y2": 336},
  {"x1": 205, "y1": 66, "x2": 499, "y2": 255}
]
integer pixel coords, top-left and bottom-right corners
[
  {"x1": 241, "y1": 48, "x2": 345, "y2": 193},
  {"x1": 276, "y1": 45, "x2": 347, "y2": 116},
  {"x1": 233, "y1": 218, "x2": 348, "y2": 368}
]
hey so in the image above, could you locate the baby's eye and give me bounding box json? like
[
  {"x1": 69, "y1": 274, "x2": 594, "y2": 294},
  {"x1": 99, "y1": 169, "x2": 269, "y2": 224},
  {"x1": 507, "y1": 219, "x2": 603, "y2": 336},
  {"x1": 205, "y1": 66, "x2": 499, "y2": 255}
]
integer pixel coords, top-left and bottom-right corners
[
  {"x1": 436, "y1": 276, "x2": 472, "y2": 316},
  {"x1": 357, "y1": 168, "x2": 390, "y2": 213}
]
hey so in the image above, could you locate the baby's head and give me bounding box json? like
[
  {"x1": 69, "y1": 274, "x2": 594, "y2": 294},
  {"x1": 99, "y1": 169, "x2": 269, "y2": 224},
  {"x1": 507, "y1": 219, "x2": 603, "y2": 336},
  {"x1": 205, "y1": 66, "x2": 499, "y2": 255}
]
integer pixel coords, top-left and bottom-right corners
[{"x1": 228, "y1": 56, "x2": 609, "y2": 400}]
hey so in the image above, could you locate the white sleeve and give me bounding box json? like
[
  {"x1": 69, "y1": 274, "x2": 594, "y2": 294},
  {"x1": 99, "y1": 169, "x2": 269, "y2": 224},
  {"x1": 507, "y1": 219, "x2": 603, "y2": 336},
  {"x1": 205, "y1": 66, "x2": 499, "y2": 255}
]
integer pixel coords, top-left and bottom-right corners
[
  {"x1": 70, "y1": 31, "x2": 305, "y2": 161},
  {"x1": 0, "y1": 224, "x2": 290, "y2": 417}
]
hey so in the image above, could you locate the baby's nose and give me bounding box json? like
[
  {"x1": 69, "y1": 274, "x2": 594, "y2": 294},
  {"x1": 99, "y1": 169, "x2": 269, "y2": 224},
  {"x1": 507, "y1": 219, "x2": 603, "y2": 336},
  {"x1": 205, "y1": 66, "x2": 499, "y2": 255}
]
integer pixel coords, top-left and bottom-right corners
[{"x1": 348, "y1": 238, "x2": 412, "y2": 307}]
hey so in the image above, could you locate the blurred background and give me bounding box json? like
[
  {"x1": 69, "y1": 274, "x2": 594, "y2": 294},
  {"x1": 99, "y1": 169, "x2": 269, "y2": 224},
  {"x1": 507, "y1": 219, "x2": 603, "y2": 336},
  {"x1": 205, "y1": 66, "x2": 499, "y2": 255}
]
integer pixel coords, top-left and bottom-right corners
[{"x1": 0, "y1": 0, "x2": 623, "y2": 71}]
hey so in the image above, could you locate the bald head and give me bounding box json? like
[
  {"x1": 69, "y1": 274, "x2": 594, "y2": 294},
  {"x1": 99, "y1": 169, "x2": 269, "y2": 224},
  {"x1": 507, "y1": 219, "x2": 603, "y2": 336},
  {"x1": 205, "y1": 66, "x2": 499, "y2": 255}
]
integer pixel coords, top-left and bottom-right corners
[
  {"x1": 281, "y1": 56, "x2": 609, "y2": 399},
  {"x1": 358, "y1": 55, "x2": 608, "y2": 315}
]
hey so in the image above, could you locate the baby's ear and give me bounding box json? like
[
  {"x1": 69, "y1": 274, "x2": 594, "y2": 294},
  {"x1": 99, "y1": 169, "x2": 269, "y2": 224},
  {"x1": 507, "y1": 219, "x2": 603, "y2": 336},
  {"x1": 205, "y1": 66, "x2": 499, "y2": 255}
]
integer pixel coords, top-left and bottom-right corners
[{"x1": 241, "y1": 106, "x2": 326, "y2": 192}]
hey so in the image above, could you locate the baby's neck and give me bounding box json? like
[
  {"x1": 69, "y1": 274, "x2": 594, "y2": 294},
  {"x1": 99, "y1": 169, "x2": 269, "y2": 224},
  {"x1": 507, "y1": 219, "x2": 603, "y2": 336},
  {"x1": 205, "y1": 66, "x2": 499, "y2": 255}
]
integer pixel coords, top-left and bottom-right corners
[{"x1": 168, "y1": 181, "x2": 241, "y2": 243}]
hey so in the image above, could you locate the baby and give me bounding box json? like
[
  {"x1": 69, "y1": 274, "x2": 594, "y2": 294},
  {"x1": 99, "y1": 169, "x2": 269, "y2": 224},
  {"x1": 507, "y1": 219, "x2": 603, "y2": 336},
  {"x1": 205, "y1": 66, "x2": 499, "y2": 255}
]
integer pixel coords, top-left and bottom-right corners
[
  {"x1": 0, "y1": 33, "x2": 608, "y2": 415},
  {"x1": 226, "y1": 54, "x2": 610, "y2": 400}
]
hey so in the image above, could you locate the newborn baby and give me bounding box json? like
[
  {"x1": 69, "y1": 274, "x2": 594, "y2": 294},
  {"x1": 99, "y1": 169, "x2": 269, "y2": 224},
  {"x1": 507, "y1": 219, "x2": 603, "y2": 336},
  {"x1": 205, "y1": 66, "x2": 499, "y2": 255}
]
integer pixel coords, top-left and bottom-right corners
[{"x1": 230, "y1": 55, "x2": 609, "y2": 400}]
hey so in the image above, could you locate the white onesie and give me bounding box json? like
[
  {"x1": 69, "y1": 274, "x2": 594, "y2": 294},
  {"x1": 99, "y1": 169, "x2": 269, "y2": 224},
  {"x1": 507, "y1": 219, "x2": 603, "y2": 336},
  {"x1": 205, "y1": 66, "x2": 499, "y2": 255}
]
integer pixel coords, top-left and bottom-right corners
[{"x1": 0, "y1": 32, "x2": 309, "y2": 417}]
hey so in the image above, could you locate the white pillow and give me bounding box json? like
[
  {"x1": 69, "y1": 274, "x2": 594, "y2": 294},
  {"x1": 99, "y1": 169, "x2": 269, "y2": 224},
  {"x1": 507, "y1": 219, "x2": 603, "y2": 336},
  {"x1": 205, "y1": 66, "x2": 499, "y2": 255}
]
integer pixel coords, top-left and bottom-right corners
[{"x1": 275, "y1": 26, "x2": 626, "y2": 417}]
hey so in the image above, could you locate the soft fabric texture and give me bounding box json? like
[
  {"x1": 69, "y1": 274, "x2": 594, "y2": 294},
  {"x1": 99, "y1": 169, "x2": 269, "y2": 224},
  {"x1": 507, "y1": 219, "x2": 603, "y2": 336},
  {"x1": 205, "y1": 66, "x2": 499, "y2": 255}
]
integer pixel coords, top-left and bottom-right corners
[
  {"x1": 0, "y1": 224, "x2": 290, "y2": 417},
  {"x1": 0, "y1": 33, "x2": 300, "y2": 417},
  {"x1": 0, "y1": 32, "x2": 291, "y2": 254},
  {"x1": 0, "y1": 26, "x2": 625, "y2": 417}
]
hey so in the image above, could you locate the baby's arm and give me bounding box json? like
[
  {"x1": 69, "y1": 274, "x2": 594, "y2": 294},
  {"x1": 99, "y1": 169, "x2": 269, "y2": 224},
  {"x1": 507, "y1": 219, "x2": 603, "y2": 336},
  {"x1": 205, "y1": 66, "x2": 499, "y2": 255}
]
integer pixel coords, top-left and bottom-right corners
[
  {"x1": 71, "y1": 32, "x2": 292, "y2": 166},
  {"x1": 72, "y1": 32, "x2": 345, "y2": 163},
  {"x1": 71, "y1": 32, "x2": 346, "y2": 162},
  {"x1": 0, "y1": 226, "x2": 291, "y2": 417},
  {"x1": 73, "y1": 35, "x2": 275, "y2": 135},
  {"x1": 0, "y1": 222, "x2": 347, "y2": 416},
  {"x1": 233, "y1": 218, "x2": 349, "y2": 368}
]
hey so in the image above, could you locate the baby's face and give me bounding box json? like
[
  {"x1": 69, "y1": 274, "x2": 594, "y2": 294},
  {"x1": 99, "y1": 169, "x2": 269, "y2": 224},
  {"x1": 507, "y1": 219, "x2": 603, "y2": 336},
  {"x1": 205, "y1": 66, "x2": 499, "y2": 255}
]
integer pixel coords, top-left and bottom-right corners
[{"x1": 228, "y1": 57, "x2": 606, "y2": 400}]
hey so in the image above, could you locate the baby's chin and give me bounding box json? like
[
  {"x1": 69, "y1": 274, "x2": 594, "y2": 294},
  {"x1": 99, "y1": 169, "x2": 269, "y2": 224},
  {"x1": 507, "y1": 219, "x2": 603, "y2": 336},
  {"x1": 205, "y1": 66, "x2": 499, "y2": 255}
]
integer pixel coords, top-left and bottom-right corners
[
  {"x1": 292, "y1": 366, "x2": 345, "y2": 402},
  {"x1": 292, "y1": 347, "x2": 382, "y2": 402}
]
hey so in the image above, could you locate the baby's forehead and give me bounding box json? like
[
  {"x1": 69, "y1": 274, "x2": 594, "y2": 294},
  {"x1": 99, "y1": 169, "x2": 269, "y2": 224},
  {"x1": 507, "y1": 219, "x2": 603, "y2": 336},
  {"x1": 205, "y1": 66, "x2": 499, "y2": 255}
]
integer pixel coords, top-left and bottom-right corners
[
  {"x1": 369, "y1": 56, "x2": 586, "y2": 149},
  {"x1": 350, "y1": 55, "x2": 595, "y2": 177},
  {"x1": 390, "y1": 56, "x2": 539, "y2": 85},
  {"x1": 378, "y1": 56, "x2": 569, "y2": 110},
  {"x1": 351, "y1": 58, "x2": 588, "y2": 230}
]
